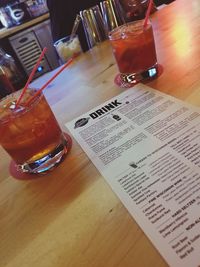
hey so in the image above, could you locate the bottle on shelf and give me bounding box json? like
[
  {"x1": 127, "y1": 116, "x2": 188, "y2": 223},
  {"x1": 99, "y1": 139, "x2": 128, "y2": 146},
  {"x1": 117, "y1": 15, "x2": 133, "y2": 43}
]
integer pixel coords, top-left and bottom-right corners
[
  {"x1": 0, "y1": 48, "x2": 22, "y2": 99},
  {"x1": 118, "y1": 0, "x2": 157, "y2": 22}
]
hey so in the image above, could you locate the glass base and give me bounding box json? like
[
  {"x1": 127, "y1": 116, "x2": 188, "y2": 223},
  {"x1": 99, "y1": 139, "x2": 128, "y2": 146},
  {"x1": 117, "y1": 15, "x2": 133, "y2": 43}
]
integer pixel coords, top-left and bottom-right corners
[
  {"x1": 120, "y1": 63, "x2": 158, "y2": 84},
  {"x1": 17, "y1": 134, "x2": 70, "y2": 174}
]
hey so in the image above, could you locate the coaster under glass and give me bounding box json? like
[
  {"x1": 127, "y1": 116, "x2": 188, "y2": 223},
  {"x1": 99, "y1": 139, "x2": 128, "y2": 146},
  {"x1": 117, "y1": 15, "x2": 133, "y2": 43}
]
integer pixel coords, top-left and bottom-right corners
[{"x1": 114, "y1": 64, "x2": 163, "y2": 89}]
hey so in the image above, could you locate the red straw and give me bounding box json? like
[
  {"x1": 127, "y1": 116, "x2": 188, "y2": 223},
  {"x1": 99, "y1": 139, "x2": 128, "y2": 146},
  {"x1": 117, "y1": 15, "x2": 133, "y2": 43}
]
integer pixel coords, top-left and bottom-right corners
[
  {"x1": 26, "y1": 58, "x2": 73, "y2": 106},
  {"x1": 143, "y1": 0, "x2": 153, "y2": 29},
  {"x1": 15, "y1": 47, "x2": 47, "y2": 106}
]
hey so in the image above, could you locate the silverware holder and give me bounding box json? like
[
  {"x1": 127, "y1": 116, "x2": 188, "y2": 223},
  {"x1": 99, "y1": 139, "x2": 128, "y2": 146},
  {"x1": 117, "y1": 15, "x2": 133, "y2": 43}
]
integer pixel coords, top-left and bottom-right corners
[
  {"x1": 100, "y1": 0, "x2": 125, "y2": 34},
  {"x1": 80, "y1": 5, "x2": 107, "y2": 49}
]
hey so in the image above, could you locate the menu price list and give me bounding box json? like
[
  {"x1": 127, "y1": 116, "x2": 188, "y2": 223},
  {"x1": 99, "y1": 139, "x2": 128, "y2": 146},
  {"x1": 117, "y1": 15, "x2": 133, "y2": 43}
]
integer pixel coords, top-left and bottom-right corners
[{"x1": 66, "y1": 84, "x2": 200, "y2": 267}]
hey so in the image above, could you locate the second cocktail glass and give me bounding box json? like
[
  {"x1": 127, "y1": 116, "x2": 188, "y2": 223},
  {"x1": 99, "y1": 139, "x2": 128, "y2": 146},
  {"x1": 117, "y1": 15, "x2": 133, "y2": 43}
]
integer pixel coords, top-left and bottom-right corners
[{"x1": 109, "y1": 19, "x2": 158, "y2": 84}]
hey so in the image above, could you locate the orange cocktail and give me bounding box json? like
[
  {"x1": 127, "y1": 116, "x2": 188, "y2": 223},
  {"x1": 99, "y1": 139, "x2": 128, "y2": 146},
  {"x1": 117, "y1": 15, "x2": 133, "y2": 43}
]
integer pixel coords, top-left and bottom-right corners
[
  {"x1": 0, "y1": 89, "x2": 69, "y2": 174},
  {"x1": 109, "y1": 20, "x2": 158, "y2": 83}
]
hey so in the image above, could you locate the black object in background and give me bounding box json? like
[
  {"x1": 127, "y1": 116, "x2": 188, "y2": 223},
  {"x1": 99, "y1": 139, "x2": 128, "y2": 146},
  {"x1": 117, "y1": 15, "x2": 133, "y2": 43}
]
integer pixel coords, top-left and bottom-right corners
[
  {"x1": 46, "y1": 0, "x2": 101, "y2": 52},
  {"x1": 154, "y1": 0, "x2": 175, "y2": 6}
]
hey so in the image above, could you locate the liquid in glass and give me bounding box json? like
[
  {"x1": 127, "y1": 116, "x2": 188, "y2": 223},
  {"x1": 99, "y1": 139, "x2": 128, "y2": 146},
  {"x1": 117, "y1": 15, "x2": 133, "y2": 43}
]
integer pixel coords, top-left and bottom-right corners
[
  {"x1": 109, "y1": 20, "x2": 158, "y2": 83},
  {"x1": 0, "y1": 89, "x2": 69, "y2": 174}
]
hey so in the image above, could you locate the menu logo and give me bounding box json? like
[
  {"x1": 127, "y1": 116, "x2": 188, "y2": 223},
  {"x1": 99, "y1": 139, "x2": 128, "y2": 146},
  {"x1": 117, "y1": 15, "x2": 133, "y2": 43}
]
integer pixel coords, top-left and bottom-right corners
[
  {"x1": 74, "y1": 117, "x2": 90, "y2": 128},
  {"x1": 89, "y1": 100, "x2": 122, "y2": 119}
]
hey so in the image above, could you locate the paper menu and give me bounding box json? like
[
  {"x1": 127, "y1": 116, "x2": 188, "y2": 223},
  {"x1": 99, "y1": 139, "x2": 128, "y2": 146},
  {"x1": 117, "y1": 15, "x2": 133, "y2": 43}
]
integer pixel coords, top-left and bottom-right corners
[{"x1": 65, "y1": 83, "x2": 200, "y2": 267}]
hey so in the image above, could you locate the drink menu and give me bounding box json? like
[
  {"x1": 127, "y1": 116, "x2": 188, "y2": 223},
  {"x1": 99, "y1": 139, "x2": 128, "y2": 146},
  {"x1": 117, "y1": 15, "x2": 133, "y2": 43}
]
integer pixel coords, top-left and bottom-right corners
[{"x1": 65, "y1": 84, "x2": 200, "y2": 267}]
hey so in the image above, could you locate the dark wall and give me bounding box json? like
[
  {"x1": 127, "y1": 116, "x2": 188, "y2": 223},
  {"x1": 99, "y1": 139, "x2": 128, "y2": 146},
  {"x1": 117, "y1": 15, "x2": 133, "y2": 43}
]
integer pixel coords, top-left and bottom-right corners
[
  {"x1": 0, "y1": 0, "x2": 14, "y2": 8},
  {"x1": 154, "y1": 0, "x2": 175, "y2": 6}
]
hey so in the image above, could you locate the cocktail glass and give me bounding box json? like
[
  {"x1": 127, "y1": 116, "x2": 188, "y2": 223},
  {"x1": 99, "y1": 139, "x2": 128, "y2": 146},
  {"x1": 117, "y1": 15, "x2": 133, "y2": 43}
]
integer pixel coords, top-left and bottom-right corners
[
  {"x1": 0, "y1": 88, "x2": 70, "y2": 174},
  {"x1": 109, "y1": 19, "x2": 158, "y2": 84},
  {"x1": 54, "y1": 34, "x2": 82, "y2": 63}
]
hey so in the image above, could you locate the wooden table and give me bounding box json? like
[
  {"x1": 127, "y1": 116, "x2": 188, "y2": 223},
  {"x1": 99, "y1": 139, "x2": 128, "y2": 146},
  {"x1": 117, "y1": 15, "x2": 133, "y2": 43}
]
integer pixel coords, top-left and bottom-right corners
[{"x1": 1, "y1": 0, "x2": 200, "y2": 266}]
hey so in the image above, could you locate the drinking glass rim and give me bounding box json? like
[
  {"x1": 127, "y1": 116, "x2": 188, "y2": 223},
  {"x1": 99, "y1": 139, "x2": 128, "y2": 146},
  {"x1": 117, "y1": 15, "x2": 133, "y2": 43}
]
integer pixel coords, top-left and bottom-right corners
[
  {"x1": 54, "y1": 34, "x2": 78, "y2": 47},
  {"x1": 0, "y1": 88, "x2": 43, "y2": 124},
  {"x1": 108, "y1": 19, "x2": 151, "y2": 40}
]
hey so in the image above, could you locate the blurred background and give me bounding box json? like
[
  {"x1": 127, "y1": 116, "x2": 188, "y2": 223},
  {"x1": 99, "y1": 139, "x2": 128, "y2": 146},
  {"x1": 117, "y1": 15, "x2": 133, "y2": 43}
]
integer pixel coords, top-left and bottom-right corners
[{"x1": 0, "y1": 0, "x2": 175, "y2": 98}]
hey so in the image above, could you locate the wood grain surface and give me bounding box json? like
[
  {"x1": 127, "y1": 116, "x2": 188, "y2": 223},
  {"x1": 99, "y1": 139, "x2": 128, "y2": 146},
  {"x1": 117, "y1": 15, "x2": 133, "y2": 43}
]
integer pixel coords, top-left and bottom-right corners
[{"x1": 1, "y1": 0, "x2": 200, "y2": 266}]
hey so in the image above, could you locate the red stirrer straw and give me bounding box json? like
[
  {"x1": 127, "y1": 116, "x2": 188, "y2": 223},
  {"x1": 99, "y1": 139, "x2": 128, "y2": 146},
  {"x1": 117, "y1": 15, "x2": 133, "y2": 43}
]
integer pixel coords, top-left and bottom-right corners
[
  {"x1": 15, "y1": 47, "x2": 47, "y2": 106},
  {"x1": 26, "y1": 58, "x2": 73, "y2": 105},
  {"x1": 143, "y1": 0, "x2": 153, "y2": 29}
]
